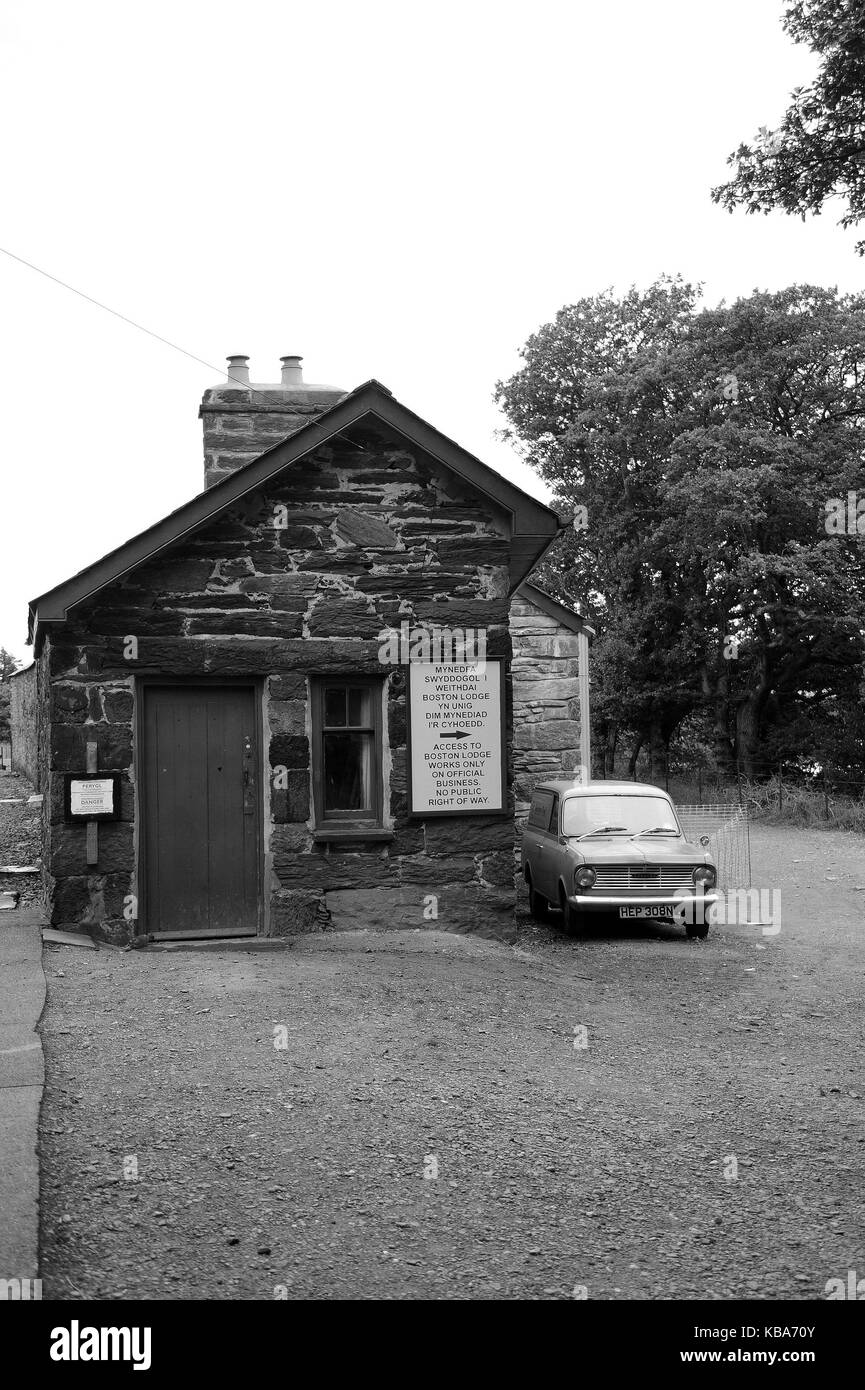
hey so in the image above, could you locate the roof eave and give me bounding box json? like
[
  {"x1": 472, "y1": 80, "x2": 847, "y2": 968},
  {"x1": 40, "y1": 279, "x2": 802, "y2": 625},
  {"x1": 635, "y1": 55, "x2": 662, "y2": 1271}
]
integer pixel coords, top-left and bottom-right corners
[{"x1": 517, "y1": 580, "x2": 595, "y2": 637}]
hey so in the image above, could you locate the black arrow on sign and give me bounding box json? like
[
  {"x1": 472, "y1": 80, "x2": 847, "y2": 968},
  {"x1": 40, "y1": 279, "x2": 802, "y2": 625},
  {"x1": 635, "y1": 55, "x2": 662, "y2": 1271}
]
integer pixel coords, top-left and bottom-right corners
[{"x1": 440, "y1": 731, "x2": 470, "y2": 740}]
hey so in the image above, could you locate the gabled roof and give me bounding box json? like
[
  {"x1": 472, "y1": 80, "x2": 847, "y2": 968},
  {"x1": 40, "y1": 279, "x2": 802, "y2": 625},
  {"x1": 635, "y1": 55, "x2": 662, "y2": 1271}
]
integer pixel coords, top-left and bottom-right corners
[
  {"x1": 517, "y1": 581, "x2": 595, "y2": 638},
  {"x1": 29, "y1": 379, "x2": 563, "y2": 649}
]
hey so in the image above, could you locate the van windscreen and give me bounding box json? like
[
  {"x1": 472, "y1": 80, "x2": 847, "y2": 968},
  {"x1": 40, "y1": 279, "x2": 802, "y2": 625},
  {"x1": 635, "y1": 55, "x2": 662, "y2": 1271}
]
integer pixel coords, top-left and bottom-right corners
[{"x1": 561, "y1": 795, "x2": 679, "y2": 837}]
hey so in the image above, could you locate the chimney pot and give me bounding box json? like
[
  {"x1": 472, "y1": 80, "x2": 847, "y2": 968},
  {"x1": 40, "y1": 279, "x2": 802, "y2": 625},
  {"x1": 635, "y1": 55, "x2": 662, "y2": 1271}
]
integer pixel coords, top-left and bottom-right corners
[
  {"x1": 226, "y1": 355, "x2": 250, "y2": 387},
  {"x1": 280, "y1": 355, "x2": 304, "y2": 387}
]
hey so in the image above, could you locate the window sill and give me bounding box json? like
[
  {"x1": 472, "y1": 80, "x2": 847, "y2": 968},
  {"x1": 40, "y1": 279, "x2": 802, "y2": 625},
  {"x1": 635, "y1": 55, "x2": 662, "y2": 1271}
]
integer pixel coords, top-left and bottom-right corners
[{"x1": 312, "y1": 827, "x2": 394, "y2": 844}]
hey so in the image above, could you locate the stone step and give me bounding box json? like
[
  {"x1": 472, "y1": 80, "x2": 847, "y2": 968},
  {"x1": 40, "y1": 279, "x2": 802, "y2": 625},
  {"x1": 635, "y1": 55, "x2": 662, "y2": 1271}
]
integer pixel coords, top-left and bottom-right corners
[{"x1": 42, "y1": 929, "x2": 96, "y2": 949}]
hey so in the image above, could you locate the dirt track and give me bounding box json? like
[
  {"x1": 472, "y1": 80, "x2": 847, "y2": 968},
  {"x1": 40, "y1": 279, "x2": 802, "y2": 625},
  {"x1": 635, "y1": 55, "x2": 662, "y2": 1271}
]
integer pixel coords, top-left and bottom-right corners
[{"x1": 38, "y1": 824, "x2": 865, "y2": 1300}]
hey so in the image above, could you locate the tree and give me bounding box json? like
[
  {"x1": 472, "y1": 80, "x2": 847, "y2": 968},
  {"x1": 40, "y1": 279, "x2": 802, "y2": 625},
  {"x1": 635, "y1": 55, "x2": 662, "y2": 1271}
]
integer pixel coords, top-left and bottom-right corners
[
  {"x1": 712, "y1": 1, "x2": 865, "y2": 252},
  {"x1": 498, "y1": 277, "x2": 704, "y2": 780},
  {"x1": 496, "y1": 279, "x2": 865, "y2": 782},
  {"x1": 0, "y1": 648, "x2": 23, "y2": 742}
]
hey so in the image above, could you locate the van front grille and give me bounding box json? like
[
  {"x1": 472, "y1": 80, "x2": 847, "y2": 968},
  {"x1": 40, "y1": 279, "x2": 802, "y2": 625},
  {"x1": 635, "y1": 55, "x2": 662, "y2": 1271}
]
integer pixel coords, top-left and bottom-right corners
[{"x1": 590, "y1": 864, "x2": 699, "y2": 892}]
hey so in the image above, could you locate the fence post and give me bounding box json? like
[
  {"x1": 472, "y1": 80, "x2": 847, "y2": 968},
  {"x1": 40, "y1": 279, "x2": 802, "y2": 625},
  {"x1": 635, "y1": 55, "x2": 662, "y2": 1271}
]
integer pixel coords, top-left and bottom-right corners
[
  {"x1": 778, "y1": 761, "x2": 783, "y2": 813},
  {"x1": 736, "y1": 755, "x2": 742, "y2": 806},
  {"x1": 698, "y1": 768, "x2": 702, "y2": 805},
  {"x1": 823, "y1": 769, "x2": 830, "y2": 820}
]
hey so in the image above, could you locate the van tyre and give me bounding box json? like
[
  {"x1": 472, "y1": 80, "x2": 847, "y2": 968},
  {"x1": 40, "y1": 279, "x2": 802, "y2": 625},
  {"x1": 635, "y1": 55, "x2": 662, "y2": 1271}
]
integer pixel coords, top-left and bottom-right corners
[{"x1": 528, "y1": 878, "x2": 551, "y2": 923}]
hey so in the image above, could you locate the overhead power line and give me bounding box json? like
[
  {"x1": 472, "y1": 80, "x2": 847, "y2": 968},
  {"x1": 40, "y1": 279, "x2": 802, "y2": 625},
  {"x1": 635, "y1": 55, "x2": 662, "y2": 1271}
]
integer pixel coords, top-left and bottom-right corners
[{"x1": 0, "y1": 244, "x2": 266, "y2": 396}]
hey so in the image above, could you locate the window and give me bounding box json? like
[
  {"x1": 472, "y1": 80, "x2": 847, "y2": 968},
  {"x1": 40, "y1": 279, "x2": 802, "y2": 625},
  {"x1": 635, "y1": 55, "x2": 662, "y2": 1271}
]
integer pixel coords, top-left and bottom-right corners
[
  {"x1": 561, "y1": 794, "x2": 681, "y2": 838},
  {"x1": 548, "y1": 793, "x2": 559, "y2": 835},
  {"x1": 528, "y1": 790, "x2": 555, "y2": 830},
  {"x1": 311, "y1": 678, "x2": 384, "y2": 826}
]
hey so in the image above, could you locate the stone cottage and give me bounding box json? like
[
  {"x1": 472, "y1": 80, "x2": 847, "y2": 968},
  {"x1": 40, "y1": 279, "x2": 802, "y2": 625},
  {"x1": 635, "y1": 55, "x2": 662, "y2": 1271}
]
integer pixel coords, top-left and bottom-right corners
[{"x1": 18, "y1": 356, "x2": 590, "y2": 944}]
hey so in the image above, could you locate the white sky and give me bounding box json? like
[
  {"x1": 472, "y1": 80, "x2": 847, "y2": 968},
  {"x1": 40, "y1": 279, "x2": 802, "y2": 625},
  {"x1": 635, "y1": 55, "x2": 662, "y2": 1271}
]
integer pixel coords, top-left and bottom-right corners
[{"x1": 0, "y1": 0, "x2": 859, "y2": 664}]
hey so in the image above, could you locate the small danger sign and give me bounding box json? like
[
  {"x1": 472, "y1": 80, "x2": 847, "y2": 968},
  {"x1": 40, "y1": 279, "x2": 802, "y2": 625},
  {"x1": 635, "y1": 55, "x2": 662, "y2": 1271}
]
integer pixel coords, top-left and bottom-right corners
[{"x1": 64, "y1": 773, "x2": 121, "y2": 822}]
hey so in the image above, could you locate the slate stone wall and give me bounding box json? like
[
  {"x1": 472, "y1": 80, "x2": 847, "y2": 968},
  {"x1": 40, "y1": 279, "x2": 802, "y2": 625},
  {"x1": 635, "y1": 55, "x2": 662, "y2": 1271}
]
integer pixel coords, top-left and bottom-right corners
[
  {"x1": 43, "y1": 428, "x2": 516, "y2": 944},
  {"x1": 509, "y1": 594, "x2": 581, "y2": 890},
  {"x1": 10, "y1": 663, "x2": 38, "y2": 785}
]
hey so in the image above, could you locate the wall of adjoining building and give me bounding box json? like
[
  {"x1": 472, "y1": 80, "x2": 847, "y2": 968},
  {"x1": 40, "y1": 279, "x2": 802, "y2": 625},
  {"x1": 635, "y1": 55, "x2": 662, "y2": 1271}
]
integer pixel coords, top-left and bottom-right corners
[
  {"x1": 509, "y1": 594, "x2": 582, "y2": 893},
  {"x1": 10, "y1": 663, "x2": 38, "y2": 785}
]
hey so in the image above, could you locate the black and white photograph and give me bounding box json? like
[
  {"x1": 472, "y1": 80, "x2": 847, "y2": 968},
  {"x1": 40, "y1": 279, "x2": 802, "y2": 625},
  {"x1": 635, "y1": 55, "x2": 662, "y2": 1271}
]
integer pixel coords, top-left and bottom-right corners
[{"x1": 0, "y1": 0, "x2": 862, "y2": 1358}]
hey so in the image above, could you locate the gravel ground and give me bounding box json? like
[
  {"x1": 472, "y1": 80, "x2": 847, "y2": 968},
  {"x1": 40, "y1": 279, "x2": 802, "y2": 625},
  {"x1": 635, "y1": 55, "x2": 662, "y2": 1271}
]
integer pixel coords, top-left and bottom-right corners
[
  {"x1": 38, "y1": 824, "x2": 865, "y2": 1300},
  {"x1": 0, "y1": 767, "x2": 43, "y2": 908}
]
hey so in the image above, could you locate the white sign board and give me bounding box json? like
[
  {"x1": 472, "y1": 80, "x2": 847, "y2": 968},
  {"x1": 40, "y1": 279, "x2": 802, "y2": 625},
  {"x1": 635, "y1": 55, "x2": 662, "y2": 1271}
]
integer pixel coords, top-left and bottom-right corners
[
  {"x1": 69, "y1": 778, "x2": 115, "y2": 817},
  {"x1": 408, "y1": 661, "x2": 504, "y2": 814}
]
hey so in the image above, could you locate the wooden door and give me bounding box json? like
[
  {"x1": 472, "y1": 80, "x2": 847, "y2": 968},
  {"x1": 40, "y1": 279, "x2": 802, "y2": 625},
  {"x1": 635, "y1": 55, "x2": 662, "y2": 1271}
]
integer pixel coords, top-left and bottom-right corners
[{"x1": 142, "y1": 684, "x2": 260, "y2": 938}]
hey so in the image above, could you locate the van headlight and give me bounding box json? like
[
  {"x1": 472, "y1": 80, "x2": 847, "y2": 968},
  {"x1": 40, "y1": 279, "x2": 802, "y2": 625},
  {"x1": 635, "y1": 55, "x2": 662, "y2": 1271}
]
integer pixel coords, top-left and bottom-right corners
[
  {"x1": 575, "y1": 867, "x2": 596, "y2": 890},
  {"x1": 693, "y1": 865, "x2": 716, "y2": 888}
]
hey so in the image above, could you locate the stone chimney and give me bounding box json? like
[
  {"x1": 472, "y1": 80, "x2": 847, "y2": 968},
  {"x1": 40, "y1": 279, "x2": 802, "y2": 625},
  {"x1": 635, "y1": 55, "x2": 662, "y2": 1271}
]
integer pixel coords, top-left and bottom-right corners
[{"x1": 200, "y1": 355, "x2": 347, "y2": 489}]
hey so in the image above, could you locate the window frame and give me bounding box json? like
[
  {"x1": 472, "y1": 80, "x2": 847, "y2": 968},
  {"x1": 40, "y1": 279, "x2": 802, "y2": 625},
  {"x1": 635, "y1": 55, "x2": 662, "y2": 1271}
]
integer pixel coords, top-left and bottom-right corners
[{"x1": 310, "y1": 676, "x2": 385, "y2": 828}]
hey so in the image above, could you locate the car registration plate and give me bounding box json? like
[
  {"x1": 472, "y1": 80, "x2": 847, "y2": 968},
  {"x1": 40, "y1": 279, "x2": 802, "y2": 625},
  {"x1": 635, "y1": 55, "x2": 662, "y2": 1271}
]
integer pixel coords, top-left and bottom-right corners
[{"x1": 619, "y1": 905, "x2": 676, "y2": 920}]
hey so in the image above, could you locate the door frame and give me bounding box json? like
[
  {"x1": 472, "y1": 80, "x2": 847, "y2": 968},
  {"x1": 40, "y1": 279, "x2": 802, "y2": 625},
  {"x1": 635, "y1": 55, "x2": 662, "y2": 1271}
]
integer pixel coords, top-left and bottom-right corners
[{"x1": 134, "y1": 676, "x2": 265, "y2": 939}]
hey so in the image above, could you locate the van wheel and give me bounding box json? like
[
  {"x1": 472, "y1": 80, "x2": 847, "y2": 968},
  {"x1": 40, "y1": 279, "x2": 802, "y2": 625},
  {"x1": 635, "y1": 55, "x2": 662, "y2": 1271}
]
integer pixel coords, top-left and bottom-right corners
[
  {"x1": 686, "y1": 921, "x2": 710, "y2": 940},
  {"x1": 527, "y1": 878, "x2": 551, "y2": 922},
  {"x1": 559, "y1": 886, "x2": 583, "y2": 937}
]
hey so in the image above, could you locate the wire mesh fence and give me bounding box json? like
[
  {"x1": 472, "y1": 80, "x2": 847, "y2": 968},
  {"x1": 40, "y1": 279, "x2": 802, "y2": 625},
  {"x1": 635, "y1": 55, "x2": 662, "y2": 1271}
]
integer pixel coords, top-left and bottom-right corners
[
  {"x1": 662, "y1": 766, "x2": 865, "y2": 832},
  {"x1": 675, "y1": 802, "x2": 752, "y2": 891}
]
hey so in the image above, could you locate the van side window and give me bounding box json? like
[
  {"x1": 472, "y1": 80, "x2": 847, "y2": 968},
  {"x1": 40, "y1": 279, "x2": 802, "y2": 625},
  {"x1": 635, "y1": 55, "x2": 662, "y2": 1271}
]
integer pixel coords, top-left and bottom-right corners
[
  {"x1": 528, "y1": 790, "x2": 554, "y2": 829},
  {"x1": 548, "y1": 794, "x2": 559, "y2": 835}
]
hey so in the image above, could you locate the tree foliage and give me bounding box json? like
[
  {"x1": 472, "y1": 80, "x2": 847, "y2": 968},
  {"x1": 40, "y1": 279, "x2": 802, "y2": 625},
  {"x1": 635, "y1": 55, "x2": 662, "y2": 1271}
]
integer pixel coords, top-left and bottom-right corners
[
  {"x1": 712, "y1": 1, "x2": 865, "y2": 252},
  {"x1": 0, "y1": 647, "x2": 23, "y2": 742},
  {"x1": 496, "y1": 278, "x2": 865, "y2": 782}
]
